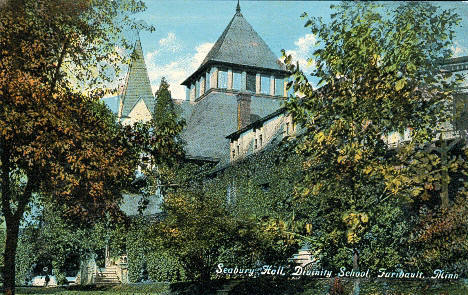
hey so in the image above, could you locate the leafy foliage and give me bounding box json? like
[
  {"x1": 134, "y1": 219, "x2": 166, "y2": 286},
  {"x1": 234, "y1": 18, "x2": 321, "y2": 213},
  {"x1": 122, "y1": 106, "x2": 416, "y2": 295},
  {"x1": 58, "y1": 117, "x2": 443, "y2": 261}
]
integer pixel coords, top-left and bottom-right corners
[
  {"x1": 131, "y1": 78, "x2": 186, "y2": 201},
  {"x1": 282, "y1": 1, "x2": 464, "y2": 273},
  {"x1": 126, "y1": 217, "x2": 186, "y2": 283},
  {"x1": 0, "y1": 0, "x2": 149, "y2": 293},
  {"x1": 156, "y1": 185, "x2": 236, "y2": 282}
]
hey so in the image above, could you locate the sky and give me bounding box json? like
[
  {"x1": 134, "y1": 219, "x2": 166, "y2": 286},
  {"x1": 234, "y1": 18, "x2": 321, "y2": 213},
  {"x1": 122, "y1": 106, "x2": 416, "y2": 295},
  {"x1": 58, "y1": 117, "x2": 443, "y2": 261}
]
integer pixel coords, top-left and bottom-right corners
[{"x1": 113, "y1": 0, "x2": 468, "y2": 101}]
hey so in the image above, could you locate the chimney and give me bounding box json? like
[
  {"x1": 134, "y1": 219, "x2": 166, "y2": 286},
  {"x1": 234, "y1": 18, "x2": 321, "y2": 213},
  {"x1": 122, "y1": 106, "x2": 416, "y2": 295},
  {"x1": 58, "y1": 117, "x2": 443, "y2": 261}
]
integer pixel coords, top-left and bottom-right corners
[{"x1": 237, "y1": 92, "x2": 251, "y2": 130}]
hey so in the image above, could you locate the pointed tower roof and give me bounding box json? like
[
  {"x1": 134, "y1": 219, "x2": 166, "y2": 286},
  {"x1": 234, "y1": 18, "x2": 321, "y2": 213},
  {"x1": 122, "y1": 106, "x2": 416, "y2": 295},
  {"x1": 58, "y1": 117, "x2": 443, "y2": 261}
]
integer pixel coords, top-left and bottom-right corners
[
  {"x1": 118, "y1": 37, "x2": 155, "y2": 120},
  {"x1": 182, "y1": 2, "x2": 287, "y2": 86}
]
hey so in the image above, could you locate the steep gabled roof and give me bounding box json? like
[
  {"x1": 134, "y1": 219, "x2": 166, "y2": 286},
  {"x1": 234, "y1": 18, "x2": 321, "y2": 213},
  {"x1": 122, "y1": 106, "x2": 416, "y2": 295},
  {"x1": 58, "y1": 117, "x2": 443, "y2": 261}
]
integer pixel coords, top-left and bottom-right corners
[
  {"x1": 182, "y1": 3, "x2": 286, "y2": 85},
  {"x1": 118, "y1": 38, "x2": 155, "y2": 119}
]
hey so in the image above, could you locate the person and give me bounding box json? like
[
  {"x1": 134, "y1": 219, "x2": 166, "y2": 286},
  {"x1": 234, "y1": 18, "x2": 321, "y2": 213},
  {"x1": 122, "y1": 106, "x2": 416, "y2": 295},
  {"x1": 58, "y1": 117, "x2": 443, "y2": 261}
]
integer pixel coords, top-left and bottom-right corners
[{"x1": 45, "y1": 274, "x2": 50, "y2": 287}]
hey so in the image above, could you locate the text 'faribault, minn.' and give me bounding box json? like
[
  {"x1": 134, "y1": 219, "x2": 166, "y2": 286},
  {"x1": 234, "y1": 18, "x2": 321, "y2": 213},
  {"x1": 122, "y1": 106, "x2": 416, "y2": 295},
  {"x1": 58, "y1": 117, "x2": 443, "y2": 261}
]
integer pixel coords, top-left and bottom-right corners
[{"x1": 215, "y1": 264, "x2": 460, "y2": 280}]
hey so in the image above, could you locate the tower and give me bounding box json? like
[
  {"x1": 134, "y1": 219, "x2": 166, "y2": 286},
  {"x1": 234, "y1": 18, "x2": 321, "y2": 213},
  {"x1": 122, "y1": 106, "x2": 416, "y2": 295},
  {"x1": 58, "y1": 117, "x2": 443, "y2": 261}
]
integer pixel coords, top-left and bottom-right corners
[
  {"x1": 117, "y1": 37, "x2": 155, "y2": 125},
  {"x1": 181, "y1": 2, "x2": 289, "y2": 162}
]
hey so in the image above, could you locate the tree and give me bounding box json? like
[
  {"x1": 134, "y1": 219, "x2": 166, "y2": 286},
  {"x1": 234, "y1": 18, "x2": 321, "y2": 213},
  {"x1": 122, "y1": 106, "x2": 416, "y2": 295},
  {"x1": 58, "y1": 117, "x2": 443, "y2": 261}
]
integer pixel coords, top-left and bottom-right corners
[
  {"x1": 0, "y1": 1, "x2": 150, "y2": 293},
  {"x1": 283, "y1": 1, "x2": 462, "y2": 292},
  {"x1": 11, "y1": 201, "x2": 125, "y2": 285},
  {"x1": 154, "y1": 77, "x2": 180, "y2": 128},
  {"x1": 155, "y1": 184, "x2": 287, "y2": 283},
  {"x1": 132, "y1": 77, "x2": 186, "y2": 200}
]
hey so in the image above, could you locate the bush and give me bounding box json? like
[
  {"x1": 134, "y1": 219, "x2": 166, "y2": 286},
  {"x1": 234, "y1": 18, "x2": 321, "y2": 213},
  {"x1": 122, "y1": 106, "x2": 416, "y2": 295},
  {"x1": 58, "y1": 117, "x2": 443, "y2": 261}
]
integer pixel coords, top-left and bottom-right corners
[{"x1": 147, "y1": 250, "x2": 185, "y2": 282}]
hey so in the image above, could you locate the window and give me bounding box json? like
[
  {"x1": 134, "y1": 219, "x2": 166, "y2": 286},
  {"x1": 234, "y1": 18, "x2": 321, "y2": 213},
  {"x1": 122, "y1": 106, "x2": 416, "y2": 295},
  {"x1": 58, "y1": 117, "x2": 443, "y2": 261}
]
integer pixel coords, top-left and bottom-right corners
[
  {"x1": 261, "y1": 75, "x2": 270, "y2": 94},
  {"x1": 232, "y1": 149, "x2": 236, "y2": 158},
  {"x1": 275, "y1": 78, "x2": 284, "y2": 96},
  {"x1": 232, "y1": 71, "x2": 242, "y2": 90},
  {"x1": 286, "y1": 122, "x2": 290, "y2": 135},
  {"x1": 259, "y1": 134, "x2": 263, "y2": 147},
  {"x1": 237, "y1": 145, "x2": 240, "y2": 155},
  {"x1": 246, "y1": 72, "x2": 256, "y2": 92},
  {"x1": 254, "y1": 138, "x2": 258, "y2": 149},
  {"x1": 200, "y1": 77, "x2": 205, "y2": 95},
  {"x1": 261, "y1": 182, "x2": 270, "y2": 192},
  {"x1": 190, "y1": 85, "x2": 195, "y2": 100},
  {"x1": 206, "y1": 70, "x2": 212, "y2": 90},
  {"x1": 226, "y1": 182, "x2": 237, "y2": 205},
  {"x1": 195, "y1": 80, "x2": 200, "y2": 98},
  {"x1": 218, "y1": 69, "x2": 228, "y2": 89}
]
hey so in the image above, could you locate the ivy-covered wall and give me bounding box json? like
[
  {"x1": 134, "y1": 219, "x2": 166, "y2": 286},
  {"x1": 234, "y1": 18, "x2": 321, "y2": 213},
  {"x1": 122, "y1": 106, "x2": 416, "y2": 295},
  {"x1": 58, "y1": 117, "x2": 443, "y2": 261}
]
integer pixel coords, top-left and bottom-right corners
[{"x1": 204, "y1": 142, "x2": 302, "y2": 221}]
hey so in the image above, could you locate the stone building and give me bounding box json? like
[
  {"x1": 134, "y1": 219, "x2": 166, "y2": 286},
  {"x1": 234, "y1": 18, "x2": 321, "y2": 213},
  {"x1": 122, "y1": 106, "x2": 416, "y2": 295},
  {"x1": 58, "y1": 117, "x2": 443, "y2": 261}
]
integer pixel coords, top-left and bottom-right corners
[
  {"x1": 179, "y1": 2, "x2": 289, "y2": 166},
  {"x1": 115, "y1": 2, "x2": 295, "y2": 166},
  {"x1": 84, "y1": 1, "x2": 294, "y2": 285},
  {"x1": 97, "y1": 1, "x2": 468, "y2": 285}
]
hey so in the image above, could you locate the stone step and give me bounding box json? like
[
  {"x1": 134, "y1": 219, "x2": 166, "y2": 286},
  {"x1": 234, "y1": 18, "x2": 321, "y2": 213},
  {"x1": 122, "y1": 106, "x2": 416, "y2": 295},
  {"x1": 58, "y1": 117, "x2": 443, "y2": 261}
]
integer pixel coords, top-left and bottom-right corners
[{"x1": 94, "y1": 266, "x2": 121, "y2": 286}]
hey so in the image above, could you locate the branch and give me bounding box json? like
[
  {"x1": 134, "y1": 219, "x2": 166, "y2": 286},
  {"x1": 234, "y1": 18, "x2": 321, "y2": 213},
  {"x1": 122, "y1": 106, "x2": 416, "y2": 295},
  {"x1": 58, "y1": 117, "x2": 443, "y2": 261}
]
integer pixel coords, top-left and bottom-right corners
[
  {"x1": 13, "y1": 171, "x2": 36, "y2": 221},
  {"x1": 425, "y1": 134, "x2": 462, "y2": 154},
  {"x1": 50, "y1": 37, "x2": 70, "y2": 96}
]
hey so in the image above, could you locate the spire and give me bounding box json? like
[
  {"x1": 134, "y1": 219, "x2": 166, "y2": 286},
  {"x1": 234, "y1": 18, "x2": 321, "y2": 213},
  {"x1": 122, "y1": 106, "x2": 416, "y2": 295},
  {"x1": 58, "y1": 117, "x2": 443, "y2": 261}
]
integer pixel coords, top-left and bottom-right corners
[
  {"x1": 118, "y1": 34, "x2": 155, "y2": 122},
  {"x1": 236, "y1": 0, "x2": 241, "y2": 15}
]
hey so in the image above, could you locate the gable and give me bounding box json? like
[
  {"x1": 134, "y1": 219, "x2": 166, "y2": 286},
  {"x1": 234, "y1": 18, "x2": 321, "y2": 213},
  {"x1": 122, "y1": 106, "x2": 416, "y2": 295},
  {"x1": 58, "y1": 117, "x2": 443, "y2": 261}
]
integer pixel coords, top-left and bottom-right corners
[{"x1": 122, "y1": 98, "x2": 152, "y2": 125}]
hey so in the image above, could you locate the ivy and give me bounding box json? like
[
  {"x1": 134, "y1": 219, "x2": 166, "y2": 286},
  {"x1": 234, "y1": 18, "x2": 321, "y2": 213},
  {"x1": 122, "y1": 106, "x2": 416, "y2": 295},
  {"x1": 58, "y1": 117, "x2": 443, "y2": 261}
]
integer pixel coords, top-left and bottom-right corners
[{"x1": 126, "y1": 217, "x2": 185, "y2": 283}]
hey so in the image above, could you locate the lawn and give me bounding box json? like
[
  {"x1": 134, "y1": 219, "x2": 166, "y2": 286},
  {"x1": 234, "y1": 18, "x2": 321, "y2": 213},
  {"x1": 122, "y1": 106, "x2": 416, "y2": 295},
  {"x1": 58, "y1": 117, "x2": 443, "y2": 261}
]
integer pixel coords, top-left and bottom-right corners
[
  {"x1": 16, "y1": 283, "x2": 170, "y2": 295},
  {"x1": 13, "y1": 279, "x2": 468, "y2": 295}
]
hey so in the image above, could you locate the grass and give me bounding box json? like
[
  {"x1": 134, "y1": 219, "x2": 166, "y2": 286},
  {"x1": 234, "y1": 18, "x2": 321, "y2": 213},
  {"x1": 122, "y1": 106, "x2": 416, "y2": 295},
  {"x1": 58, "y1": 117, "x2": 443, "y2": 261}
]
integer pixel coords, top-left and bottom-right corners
[
  {"x1": 16, "y1": 283, "x2": 170, "y2": 295},
  {"x1": 13, "y1": 279, "x2": 468, "y2": 295}
]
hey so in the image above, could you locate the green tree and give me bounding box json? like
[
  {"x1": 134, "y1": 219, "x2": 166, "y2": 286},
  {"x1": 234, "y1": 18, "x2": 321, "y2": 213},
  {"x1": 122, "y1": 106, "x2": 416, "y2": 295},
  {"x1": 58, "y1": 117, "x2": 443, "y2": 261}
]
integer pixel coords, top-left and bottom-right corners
[
  {"x1": 132, "y1": 78, "x2": 186, "y2": 199},
  {"x1": 153, "y1": 77, "x2": 180, "y2": 128},
  {"x1": 0, "y1": 1, "x2": 150, "y2": 293},
  {"x1": 126, "y1": 78, "x2": 189, "y2": 281},
  {"x1": 282, "y1": 1, "x2": 463, "y2": 290},
  {"x1": 153, "y1": 144, "x2": 301, "y2": 282}
]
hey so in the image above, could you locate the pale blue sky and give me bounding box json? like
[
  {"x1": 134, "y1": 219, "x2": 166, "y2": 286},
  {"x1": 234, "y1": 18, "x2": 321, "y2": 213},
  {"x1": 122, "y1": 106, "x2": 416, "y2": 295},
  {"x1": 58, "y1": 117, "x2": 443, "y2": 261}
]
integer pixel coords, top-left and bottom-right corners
[{"x1": 120, "y1": 1, "x2": 468, "y2": 100}]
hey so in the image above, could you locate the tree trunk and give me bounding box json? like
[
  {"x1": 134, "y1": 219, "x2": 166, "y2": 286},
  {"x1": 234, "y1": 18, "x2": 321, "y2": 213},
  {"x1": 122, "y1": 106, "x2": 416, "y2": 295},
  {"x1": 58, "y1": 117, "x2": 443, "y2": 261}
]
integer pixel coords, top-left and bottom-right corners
[
  {"x1": 3, "y1": 216, "x2": 20, "y2": 295},
  {"x1": 440, "y1": 140, "x2": 449, "y2": 209},
  {"x1": 352, "y1": 248, "x2": 360, "y2": 295},
  {"x1": 1, "y1": 150, "x2": 34, "y2": 295}
]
